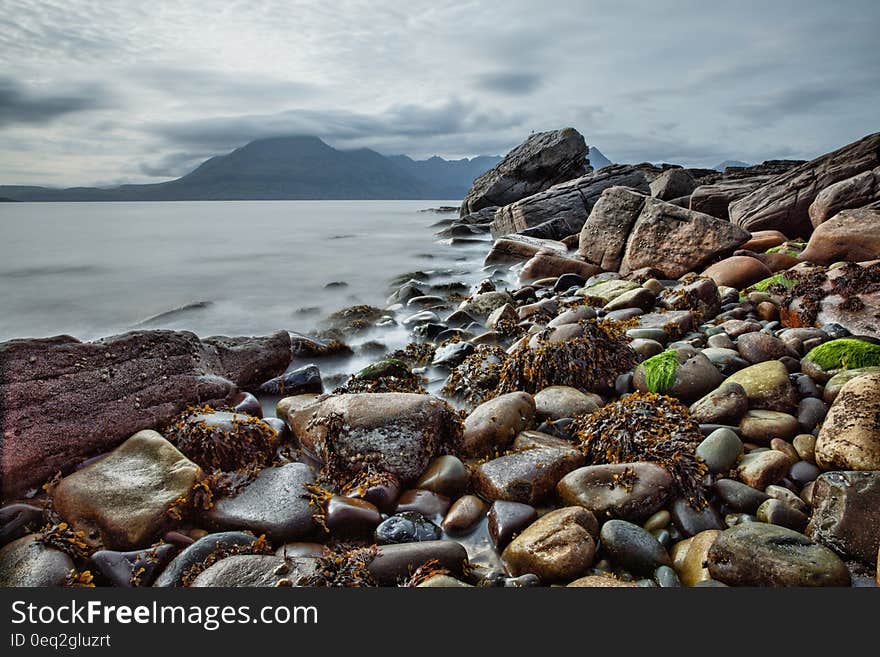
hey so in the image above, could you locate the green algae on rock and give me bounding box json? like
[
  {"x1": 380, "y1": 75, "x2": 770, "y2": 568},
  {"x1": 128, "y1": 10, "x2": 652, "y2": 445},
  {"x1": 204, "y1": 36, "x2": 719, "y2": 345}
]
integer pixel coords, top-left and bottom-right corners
[
  {"x1": 805, "y1": 338, "x2": 880, "y2": 371},
  {"x1": 641, "y1": 350, "x2": 679, "y2": 394}
]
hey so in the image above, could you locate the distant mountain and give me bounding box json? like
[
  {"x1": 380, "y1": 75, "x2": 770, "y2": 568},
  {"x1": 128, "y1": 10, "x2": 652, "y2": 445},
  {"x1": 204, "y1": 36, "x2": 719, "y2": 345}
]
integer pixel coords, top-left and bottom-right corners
[
  {"x1": 0, "y1": 197, "x2": 19, "y2": 202},
  {"x1": 388, "y1": 154, "x2": 501, "y2": 196},
  {"x1": 589, "y1": 146, "x2": 612, "y2": 170},
  {"x1": 714, "y1": 159, "x2": 750, "y2": 172},
  {"x1": 0, "y1": 136, "x2": 500, "y2": 201}
]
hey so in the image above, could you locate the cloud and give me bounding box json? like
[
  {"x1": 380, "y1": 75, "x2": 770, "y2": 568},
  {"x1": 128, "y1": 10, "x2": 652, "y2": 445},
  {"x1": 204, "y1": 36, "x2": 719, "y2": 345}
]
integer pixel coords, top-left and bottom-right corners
[
  {"x1": 475, "y1": 71, "x2": 544, "y2": 95},
  {"x1": 0, "y1": 76, "x2": 107, "y2": 127},
  {"x1": 142, "y1": 98, "x2": 529, "y2": 158}
]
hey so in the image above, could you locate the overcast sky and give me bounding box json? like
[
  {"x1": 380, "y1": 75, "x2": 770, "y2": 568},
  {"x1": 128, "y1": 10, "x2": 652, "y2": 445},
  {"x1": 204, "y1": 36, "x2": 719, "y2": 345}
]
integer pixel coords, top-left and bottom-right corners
[{"x1": 1, "y1": 0, "x2": 878, "y2": 186}]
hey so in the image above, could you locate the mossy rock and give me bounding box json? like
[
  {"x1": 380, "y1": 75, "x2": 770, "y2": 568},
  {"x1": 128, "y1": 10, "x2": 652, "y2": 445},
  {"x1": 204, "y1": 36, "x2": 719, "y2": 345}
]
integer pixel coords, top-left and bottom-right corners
[
  {"x1": 802, "y1": 338, "x2": 880, "y2": 383},
  {"x1": 575, "y1": 279, "x2": 639, "y2": 306},
  {"x1": 357, "y1": 358, "x2": 411, "y2": 381}
]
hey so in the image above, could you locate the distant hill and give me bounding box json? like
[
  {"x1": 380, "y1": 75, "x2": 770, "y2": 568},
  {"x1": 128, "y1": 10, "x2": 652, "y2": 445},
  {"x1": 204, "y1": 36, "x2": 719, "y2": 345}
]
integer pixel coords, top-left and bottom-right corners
[
  {"x1": 388, "y1": 154, "x2": 501, "y2": 196},
  {"x1": 589, "y1": 147, "x2": 612, "y2": 170},
  {"x1": 714, "y1": 159, "x2": 750, "y2": 172},
  {"x1": 0, "y1": 136, "x2": 500, "y2": 201},
  {"x1": 0, "y1": 197, "x2": 19, "y2": 202}
]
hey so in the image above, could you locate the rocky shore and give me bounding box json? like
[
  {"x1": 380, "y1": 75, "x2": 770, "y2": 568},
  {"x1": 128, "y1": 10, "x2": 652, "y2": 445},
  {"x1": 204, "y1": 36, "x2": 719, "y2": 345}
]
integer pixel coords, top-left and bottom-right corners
[{"x1": 2, "y1": 127, "x2": 879, "y2": 588}]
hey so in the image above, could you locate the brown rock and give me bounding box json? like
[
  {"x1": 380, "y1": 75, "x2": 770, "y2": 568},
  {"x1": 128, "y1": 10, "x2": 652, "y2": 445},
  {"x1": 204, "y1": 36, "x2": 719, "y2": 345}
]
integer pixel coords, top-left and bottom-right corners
[
  {"x1": 501, "y1": 507, "x2": 597, "y2": 583},
  {"x1": 799, "y1": 207, "x2": 880, "y2": 265},
  {"x1": 677, "y1": 529, "x2": 721, "y2": 587},
  {"x1": 736, "y1": 450, "x2": 793, "y2": 489},
  {"x1": 740, "y1": 230, "x2": 789, "y2": 252},
  {"x1": 520, "y1": 251, "x2": 601, "y2": 283},
  {"x1": 567, "y1": 575, "x2": 639, "y2": 587},
  {"x1": 578, "y1": 186, "x2": 648, "y2": 271},
  {"x1": 557, "y1": 462, "x2": 673, "y2": 522},
  {"x1": 620, "y1": 198, "x2": 751, "y2": 278},
  {"x1": 0, "y1": 330, "x2": 289, "y2": 497},
  {"x1": 458, "y1": 392, "x2": 536, "y2": 457},
  {"x1": 701, "y1": 256, "x2": 772, "y2": 290},
  {"x1": 472, "y1": 447, "x2": 584, "y2": 505}
]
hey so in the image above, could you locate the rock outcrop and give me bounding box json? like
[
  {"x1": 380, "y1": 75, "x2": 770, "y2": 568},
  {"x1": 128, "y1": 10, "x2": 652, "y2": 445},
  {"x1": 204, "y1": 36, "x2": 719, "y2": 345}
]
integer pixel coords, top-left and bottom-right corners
[
  {"x1": 0, "y1": 330, "x2": 290, "y2": 497},
  {"x1": 808, "y1": 167, "x2": 880, "y2": 228},
  {"x1": 490, "y1": 163, "x2": 657, "y2": 239},
  {"x1": 460, "y1": 128, "x2": 589, "y2": 217},
  {"x1": 729, "y1": 132, "x2": 880, "y2": 237}
]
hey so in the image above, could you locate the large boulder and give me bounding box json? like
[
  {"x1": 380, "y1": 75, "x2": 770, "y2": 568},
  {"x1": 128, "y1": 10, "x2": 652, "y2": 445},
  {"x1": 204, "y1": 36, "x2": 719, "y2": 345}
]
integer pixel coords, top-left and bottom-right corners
[
  {"x1": 0, "y1": 329, "x2": 290, "y2": 497},
  {"x1": 650, "y1": 167, "x2": 696, "y2": 200},
  {"x1": 808, "y1": 167, "x2": 880, "y2": 227},
  {"x1": 619, "y1": 197, "x2": 751, "y2": 278},
  {"x1": 460, "y1": 128, "x2": 588, "y2": 217},
  {"x1": 799, "y1": 207, "x2": 880, "y2": 265},
  {"x1": 53, "y1": 430, "x2": 201, "y2": 550},
  {"x1": 815, "y1": 372, "x2": 880, "y2": 471},
  {"x1": 729, "y1": 132, "x2": 880, "y2": 238},
  {"x1": 578, "y1": 186, "x2": 648, "y2": 271},
  {"x1": 491, "y1": 163, "x2": 656, "y2": 238},
  {"x1": 287, "y1": 393, "x2": 460, "y2": 484}
]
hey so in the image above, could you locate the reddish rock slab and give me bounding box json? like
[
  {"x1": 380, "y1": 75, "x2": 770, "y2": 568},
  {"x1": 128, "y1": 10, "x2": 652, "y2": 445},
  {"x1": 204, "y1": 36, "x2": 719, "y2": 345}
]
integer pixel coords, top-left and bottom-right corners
[{"x1": 0, "y1": 330, "x2": 290, "y2": 498}]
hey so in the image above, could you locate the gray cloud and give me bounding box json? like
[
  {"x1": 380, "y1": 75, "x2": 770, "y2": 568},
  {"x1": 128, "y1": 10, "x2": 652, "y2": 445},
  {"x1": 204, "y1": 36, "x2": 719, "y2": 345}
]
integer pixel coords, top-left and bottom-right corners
[
  {"x1": 143, "y1": 99, "x2": 529, "y2": 159},
  {"x1": 476, "y1": 72, "x2": 544, "y2": 95},
  {"x1": 0, "y1": 76, "x2": 105, "y2": 127},
  {"x1": 0, "y1": 0, "x2": 878, "y2": 185}
]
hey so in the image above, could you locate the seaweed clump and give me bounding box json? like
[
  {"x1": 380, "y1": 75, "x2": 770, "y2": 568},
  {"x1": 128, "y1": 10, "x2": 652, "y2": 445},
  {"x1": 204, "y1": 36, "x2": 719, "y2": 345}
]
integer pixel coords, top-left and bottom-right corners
[
  {"x1": 442, "y1": 345, "x2": 508, "y2": 405},
  {"x1": 36, "y1": 522, "x2": 94, "y2": 560},
  {"x1": 573, "y1": 393, "x2": 708, "y2": 508},
  {"x1": 301, "y1": 544, "x2": 378, "y2": 587},
  {"x1": 165, "y1": 406, "x2": 278, "y2": 473},
  {"x1": 495, "y1": 320, "x2": 636, "y2": 396},
  {"x1": 641, "y1": 350, "x2": 679, "y2": 394},
  {"x1": 805, "y1": 338, "x2": 880, "y2": 371},
  {"x1": 179, "y1": 535, "x2": 273, "y2": 587}
]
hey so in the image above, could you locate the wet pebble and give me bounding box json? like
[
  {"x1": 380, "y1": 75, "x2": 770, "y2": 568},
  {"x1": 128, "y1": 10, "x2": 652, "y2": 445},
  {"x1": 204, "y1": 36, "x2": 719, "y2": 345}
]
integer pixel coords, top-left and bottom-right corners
[
  {"x1": 259, "y1": 364, "x2": 323, "y2": 395},
  {"x1": 442, "y1": 495, "x2": 487, "y2": 534},
  {"x1": 395, "y1": 489, "x2": 451, "y2": 519},
  {"x1": 696, "y1": 427, "x2": 743, "y2": 473},
  {"x1": 599, "y1": 519, "x2": 672, "y2": 575},
  {"x1": 374, "y1": 511, "x2": 442, "y2": 544},
  {"x1": 487, "y1": 500, "x2": 538, "y2": 551}
]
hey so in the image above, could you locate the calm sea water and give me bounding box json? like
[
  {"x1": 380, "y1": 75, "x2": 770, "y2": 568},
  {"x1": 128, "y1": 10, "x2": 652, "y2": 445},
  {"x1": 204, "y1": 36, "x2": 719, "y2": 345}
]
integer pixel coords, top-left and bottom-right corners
[{"x1": 0, "y1": 201, "x2": 492, "y2": 355}]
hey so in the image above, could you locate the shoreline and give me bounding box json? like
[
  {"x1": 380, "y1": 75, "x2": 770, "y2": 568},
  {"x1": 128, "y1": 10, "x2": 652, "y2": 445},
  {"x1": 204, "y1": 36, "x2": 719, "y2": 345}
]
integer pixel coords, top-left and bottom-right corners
[{"x1": 1, "y1": 129, "x2": 879, "y2": 588}]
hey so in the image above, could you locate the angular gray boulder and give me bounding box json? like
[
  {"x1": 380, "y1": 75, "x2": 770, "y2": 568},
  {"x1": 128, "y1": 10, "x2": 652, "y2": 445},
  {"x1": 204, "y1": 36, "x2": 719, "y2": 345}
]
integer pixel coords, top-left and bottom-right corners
[
  {"x1": 490, "y1": 163, "x2": 657, "y2": 239},
  {"x1": 0, "y1": 329, "x2": 290, "y2": 497},
  {"x1": 729, "y1": 132, "x2": 880, "y2": 237},
  {"x1": 578, "y1": 186, "x2": 649, "y2": 271},
  {"x1": 460, "y1": 128, "x2": 588, "y2": 217}
]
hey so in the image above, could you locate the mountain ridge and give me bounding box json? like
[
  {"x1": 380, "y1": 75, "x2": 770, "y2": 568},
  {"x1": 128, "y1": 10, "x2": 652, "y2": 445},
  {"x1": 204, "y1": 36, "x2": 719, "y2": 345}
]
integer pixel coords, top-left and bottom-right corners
[{"x1": 0, "y1": 136, "x2": 503, "y2": 202}]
